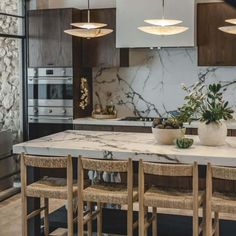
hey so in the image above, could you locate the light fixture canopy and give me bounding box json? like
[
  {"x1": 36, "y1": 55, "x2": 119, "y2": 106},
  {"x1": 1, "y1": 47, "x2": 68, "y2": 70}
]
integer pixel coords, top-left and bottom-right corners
[
  {"x1": 64, "y1": 0, "x2": 113, "y2": 38},
  {"x1": 138, "y1": 0, "x2": 188, "y2": 36},
  {"x1": 219, "y1": 26, "x2": 236, "y2": 35}
]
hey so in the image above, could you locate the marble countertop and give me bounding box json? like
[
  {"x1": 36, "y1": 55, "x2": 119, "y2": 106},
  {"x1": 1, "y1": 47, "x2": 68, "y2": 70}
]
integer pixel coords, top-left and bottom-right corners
[
  {"x1": 73, "y1": 117, "x2": 236, "y2": 129},
  {"x1": 13, "y1": 130, "x2": 236, "y2": 166}
]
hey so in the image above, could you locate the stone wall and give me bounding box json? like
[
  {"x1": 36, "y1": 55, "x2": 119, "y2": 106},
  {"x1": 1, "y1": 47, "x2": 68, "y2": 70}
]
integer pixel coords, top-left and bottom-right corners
[
  {"x1": 93, "y1": 48, "x2": 236, "y2": 118},
  {"x1": 0, "y1": 0, "x2": 21, "y2": 143}
]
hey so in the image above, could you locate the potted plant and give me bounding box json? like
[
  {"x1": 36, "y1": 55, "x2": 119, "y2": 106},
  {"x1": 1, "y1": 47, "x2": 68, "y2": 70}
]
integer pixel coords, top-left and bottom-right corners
[
  {"x1": 179, "y1": 83, "x2": 234, "y2": 146},
  {"x1": 152, "y1": 117, "x2": 185, "y2": 145},
  {"x1": 198, "y1": 83, "x2": 234, "y2": 146}
]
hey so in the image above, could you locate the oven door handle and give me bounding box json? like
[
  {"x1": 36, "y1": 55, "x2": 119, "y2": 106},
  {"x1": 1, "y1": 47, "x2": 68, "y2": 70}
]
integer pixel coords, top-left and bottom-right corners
[
  {"x1": 29, "y1": 117, "x2": 73, "y2": 121},
  {"x1": 28, "y1": 77, "x2": 73, "y2": 84}
]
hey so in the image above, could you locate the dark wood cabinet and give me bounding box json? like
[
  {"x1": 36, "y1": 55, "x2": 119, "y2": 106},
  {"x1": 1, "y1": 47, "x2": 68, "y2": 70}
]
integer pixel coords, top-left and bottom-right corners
[
  {"x1": 28, "y1": 8, "x2": 81, "y2": 68},
  {"x1": 198, "y1": 3, "x2": 236, "y2": 66},
  {"x1": 81, "y1": 8, "x2": 129, "y2": 68}
]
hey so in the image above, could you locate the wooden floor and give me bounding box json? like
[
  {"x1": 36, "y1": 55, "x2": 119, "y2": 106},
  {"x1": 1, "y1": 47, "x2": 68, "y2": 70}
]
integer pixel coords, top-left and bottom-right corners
[{"x1": 0, "y1": 194, "x2": 64, "y2": 236}]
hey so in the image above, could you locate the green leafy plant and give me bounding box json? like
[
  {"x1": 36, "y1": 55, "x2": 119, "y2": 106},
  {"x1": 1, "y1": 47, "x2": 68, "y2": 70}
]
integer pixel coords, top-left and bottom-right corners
[
  {"x1": 153, "y1": 117, "x2": 183, "y2": 129},
  {"x1": 200, "y1": 83, "x2": 234, "y2": 124},
  {"x1": 177, "y1": 83, "x2": 234, "y2": 125}
]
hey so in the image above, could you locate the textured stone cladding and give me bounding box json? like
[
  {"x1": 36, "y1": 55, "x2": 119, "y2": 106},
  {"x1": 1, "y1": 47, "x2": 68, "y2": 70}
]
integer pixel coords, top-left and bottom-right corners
[{"x1": 0, "y1": 0, "x2": 21, "y2": 143}]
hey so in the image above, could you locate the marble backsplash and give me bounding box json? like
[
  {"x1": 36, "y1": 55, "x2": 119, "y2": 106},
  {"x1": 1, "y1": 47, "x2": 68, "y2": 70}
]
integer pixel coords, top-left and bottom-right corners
[{"x1": 93, "y1": 48, "x2": 236, "y2": 118}]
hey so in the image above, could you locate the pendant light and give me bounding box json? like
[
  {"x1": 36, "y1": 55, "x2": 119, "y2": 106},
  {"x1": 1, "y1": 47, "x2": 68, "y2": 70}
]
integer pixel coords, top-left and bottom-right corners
[
  {"x1": 64, "y1": 0, "x2": 113, "y2": 39},
  {"x1": 138, "y1": 0, "x2": 188, "y2": 36},
  {"x1": 219, "y1": 18, "x2": 236, "y2": 35}
]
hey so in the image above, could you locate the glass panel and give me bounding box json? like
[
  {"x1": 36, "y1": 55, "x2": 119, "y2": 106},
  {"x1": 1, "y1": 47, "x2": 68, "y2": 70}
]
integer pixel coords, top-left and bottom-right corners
[
  {"x1": 0, "y1": 0, "x2": 22, "y2": 16},
  {"x1": 0, "y1": 37, "x2": 22, "y2": 142},
  {"x1": 0, "y1": 14, "x2": 23, "y2": 36}
]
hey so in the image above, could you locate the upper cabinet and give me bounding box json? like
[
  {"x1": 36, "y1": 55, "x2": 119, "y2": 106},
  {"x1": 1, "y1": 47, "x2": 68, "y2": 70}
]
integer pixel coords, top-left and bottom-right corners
[
  {"x1": 81, "y1": 8, "x2": 129, "y2": 68},
  {"x1": 116, "y1": 0, "x2": 195, "y2": 48},
  {"x1": 198, "y1": 3, "x2": 236, "y2": 66},
  {"x1": 28, "y1": 8, "x2": 81, "y2": 68}
]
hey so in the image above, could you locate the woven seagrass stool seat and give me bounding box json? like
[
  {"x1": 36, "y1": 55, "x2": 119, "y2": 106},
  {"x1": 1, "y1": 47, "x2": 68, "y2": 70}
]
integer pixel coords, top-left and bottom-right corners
[
  {"x1": 77, "y1": 157, "x2": 138, "y2": 236},
  {"x1": 139, "y1": 161, "x2": 203, "y2": 236}
]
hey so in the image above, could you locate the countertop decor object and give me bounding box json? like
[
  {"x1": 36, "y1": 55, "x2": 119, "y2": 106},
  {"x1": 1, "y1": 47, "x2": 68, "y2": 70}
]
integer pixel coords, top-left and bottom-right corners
[
  {"x1": 175, "y1": 137, "x2": 194, "y2": 149},
  {"x1": 64, "y1": 0, "x2": 113, "y2": 39},
  {"x1": 198, "y1": 83, "x2": 234, "y2": 146},
  {"x1": 152, "y1": 117, "x2": 185, "y2": 145},
  {"x1": 138, "y1": 0, "x2": 188, "y2": 36}
]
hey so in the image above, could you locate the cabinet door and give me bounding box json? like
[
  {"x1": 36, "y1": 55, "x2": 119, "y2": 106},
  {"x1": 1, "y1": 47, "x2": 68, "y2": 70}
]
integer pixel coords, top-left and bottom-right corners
[
  {"x1": 198, "y1": 3, "x2": 236, "y2": 66},
  {"x1": 81, "y1": 8, "x2": 129, "y2": 67},
  {"x1": 116, "y1": 0, "x2": 195, "y2": 48},
  {"x1": 28, "y1": 9, "x2": 73, "y2": 68}
]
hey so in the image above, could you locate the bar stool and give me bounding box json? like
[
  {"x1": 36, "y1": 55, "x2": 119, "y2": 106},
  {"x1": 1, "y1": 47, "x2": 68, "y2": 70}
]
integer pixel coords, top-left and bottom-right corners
[
  {"x1": 139, "y1": 160, "x2": 204, "y2": 236},
  {"x1": 77, "y1": 157, "x2": 138, "y2": 236},
  {"x1": 206, "y1": 163, "x2": 236, "y2": 236},
  {"x1": 21, "y1": 153, "x2": 77, "y2": 236}
]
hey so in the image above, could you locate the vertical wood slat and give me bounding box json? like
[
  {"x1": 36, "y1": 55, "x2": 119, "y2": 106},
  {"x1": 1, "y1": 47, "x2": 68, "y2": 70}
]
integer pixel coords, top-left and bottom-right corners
[
  {"x1": 152, "y1": 207, "x2": 157, "y2": 236},
  {"x1": 77, "y1": 156, "x2": 84, "y2": 236},
  {"x1": 67, "y1": 155, "x2": 73, "y2": 236},
  {"x1": 139, "y1": 159, "x2": 145, "y2": 236},
  {"x1": 127, "y1": 158, "x2": 133, "y2": 236},
  {"x1": 193, "y1": 162, "x2": 199, "y2": 236},
  {"x1": 206, "y1": 163, "x2": 213, "y2": 236},
  {"x1": 97, "y1": 202, "x2": 102, "y2": 236},
  {"x1": 21, "y1": 153, "x2": 28, "y2": 236}
]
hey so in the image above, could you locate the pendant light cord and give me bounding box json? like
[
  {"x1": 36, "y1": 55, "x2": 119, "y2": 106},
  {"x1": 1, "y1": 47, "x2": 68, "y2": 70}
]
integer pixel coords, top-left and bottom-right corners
[
  {"x1": 162, "y1": 0, "x2": 165, "y2": 19},
  {"x1": 87, "y1": 0, "x2": 90, "y2": 23}
]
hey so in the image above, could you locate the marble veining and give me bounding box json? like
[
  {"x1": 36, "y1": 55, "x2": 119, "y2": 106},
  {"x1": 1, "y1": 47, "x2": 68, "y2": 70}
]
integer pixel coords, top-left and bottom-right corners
[
  {"x1": 93, "y1": 48, "x2": 236, "y2": 118},
  {"x1": 13, "y1": 130, "x2": 236, "y2": 166}
]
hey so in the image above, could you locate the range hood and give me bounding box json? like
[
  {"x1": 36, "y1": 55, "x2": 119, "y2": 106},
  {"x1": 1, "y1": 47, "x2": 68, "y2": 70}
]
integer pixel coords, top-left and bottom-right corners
[{"x1": 116, "y1": 0, "x2": 196, "y2": 48}]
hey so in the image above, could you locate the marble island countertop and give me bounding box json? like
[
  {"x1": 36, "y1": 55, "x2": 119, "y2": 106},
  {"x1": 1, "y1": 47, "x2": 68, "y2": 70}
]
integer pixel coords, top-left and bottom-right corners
[
  {"x1": 73, "y1": 117, "x2": 236, "y2": 130},
  {"x1": 13, "y1": 130, "x2": 236, "y2": 166}
]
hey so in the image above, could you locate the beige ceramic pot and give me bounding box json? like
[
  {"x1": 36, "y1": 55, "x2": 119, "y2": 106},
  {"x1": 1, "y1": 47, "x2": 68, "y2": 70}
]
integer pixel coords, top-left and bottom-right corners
[
  {"x1": 152, "y1": 127, "x2": 186, "y2": 145},
  {"x1": 198, "y1": 121, "x2": 227, "y2": 146}
]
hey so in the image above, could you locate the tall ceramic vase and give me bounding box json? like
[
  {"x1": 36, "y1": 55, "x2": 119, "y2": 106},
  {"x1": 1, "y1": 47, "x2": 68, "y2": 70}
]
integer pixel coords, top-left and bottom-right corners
[{"x1": 198, "y1": 121, "x2": 227, "y2": 146}]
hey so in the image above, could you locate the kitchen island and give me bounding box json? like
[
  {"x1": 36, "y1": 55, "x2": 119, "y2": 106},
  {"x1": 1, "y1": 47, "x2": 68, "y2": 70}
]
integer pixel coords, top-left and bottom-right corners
[
  {"x1": 14, "y1": 130, "x2": 236, "y2": 166},
  {"x1": 13, "y1": 130, "x2": 236, "y2": 236}
]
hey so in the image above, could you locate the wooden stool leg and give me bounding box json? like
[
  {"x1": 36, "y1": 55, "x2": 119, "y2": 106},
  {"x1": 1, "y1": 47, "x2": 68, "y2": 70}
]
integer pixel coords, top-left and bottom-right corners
[
  {"x1": 67, "y1": 197, "x2": 73, "y2": 236},
  {"x1": 144, "y1": 206, "x2": 148, "y2": 236},
  {"x1": 97, "y1": 202, "x2": 102, "y2": 236},
  {"x1": 193, "y1": 203, "x2": 199, "y2": 236},
  {"x1": 21, "y1": 193, "x2": 27, "y2": 236},
  {"x1": 21, "y1": 154, "x2": 28, "y2": 236},
  {"x1": 152, "y1": 207, "x2": 157, "y2": 236},
  {"x1": 87, "y1": 202, "x2": 92, "y2": 236},
  {"x1": 127, "y1": 196, "x2": 133, "y2": 236},
  {"x1": 214, "y1": 212, "x2": 220, "y2": 236},
  {"x1": 44, "y1": 198, "x2": 49, "y2": 236}
]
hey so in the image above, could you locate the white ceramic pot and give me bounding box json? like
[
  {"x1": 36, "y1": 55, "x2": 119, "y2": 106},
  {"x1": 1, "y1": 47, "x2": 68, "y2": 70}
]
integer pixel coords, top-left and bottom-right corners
[
  {"x1": 198, "y1": 121, "x2": 227, "y2": 146},
  {"x1": 152, "y1": 127, "x2": 186, "y2": 145}
]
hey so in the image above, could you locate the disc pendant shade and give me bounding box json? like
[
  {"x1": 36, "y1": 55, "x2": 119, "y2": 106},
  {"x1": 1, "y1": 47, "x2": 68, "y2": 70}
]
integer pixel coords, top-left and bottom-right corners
[
  {"x1": 219, "y1": 26, "x2": 236, "y2": 35},
  {"x1": 225, "y1": 19, "x2": 236, "y2": 25},
  {"x1": 144, "y1": 19, "x2": 182, "y2": 27},
  {"x1": 64, "y1": 0, "x2": 113, "y2": 38},
  {"x1": 138, "y1": 0, "x2": 188, "y2": 36},
  {"x1": 64, "y1": 28, "x2": 113, "y2": 38},
  {"x1": 138, "y1": 26, "x2": 188, "y2": 36},
  {"x1": 219, "y1": 18, "x2": 236, "y2": 35}
]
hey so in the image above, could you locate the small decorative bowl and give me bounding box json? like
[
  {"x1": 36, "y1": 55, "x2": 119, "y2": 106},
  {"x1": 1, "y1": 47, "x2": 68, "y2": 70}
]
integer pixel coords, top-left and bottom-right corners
[
  {"x1": 152, "y1": 127, "x2": 186, "y2": 145},
  {"x1": 175, "y1": 138, "x2": 194, "y2": 149}
]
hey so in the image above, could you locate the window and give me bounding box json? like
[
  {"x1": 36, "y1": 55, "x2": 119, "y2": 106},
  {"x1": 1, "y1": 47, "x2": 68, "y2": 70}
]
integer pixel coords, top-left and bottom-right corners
[{"x1": 0, "y1": 0, "x2": 26, "y2": 199}]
